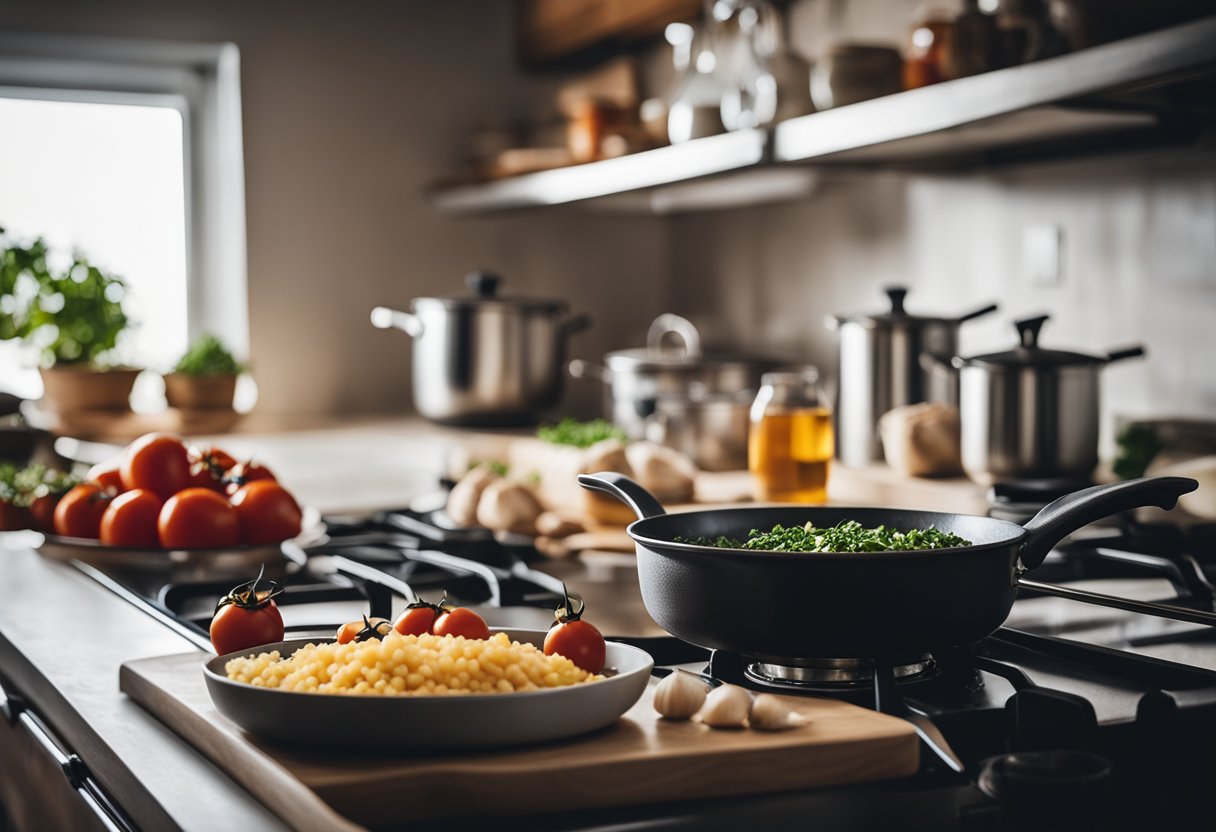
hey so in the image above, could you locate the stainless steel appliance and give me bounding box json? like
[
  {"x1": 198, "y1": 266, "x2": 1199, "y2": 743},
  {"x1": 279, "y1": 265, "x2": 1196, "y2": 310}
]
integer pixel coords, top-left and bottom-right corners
[
  {"x1": 371, "y1": 272, "x2": 590, "y2": 426},
  {"x1": 932, "y1": 315, "x2": 1145, "y2": 484},
  {"x1": 826, "y1": 286, "x2": 997, "y2": 467},
  {"x1": 569, "y1": 314, "x2": 775, "y2": 470}
]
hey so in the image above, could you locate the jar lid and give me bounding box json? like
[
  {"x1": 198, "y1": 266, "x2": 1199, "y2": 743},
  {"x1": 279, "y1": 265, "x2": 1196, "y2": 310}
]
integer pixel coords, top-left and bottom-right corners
[
  {"x1": 414, "y1": 272, "x2": 567, "y2": 313},
  {"x1": 957, "y1": 316, "x2": 1108, "y2": 369}
]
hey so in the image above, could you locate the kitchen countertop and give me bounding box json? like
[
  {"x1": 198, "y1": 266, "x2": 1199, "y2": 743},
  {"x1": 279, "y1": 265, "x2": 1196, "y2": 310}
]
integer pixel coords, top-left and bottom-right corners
[{"x1": 0, "y1": 416, "x2": 989, "y2": 830}]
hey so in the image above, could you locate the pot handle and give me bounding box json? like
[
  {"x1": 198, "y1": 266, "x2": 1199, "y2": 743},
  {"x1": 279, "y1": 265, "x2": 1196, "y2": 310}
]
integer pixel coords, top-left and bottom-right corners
[
  {"x1": 568, "y1": 359, "x2": 611, "y2": 382},
  {"x1": 577, "y1": 472, "x2": 667, "y2": 520},
  {"x1": 1105, "y1": 345, "x2": 1146, "y2": 364},
  {"x1": 918, "y1": 351, "x2": 958, "y2": 377},
  {"x1": 647, "y1": 314, "x2": 702, "y2": 359},
  {"x1": 370, "y1": 306, "x2": 424, "y2": 338},
  {"x1": 957, "y1": 302, "x2": 999, "y2": 323},
  {"x1": 562, "y1": 313, "x2": 593, "y2": 338},
  {"x1": 1018, "y1": 476, "x2": 1198, "y2": 573}
]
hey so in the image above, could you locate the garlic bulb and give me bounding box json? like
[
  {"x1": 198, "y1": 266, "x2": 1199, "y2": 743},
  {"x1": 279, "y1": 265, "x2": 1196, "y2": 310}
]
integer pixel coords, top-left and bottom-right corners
[
  {"x1": 699, "y1": 684, "x2": 752, "y2": 729},
  {"x1": 749, "y1": 693, "x2": 806, "y2": 731},
  {"x1": 652, "y1": 670, "x2": 708, "y2": 719},
  {"x1": 446, "y1": 466, "x2": 498, "y2": 527}
]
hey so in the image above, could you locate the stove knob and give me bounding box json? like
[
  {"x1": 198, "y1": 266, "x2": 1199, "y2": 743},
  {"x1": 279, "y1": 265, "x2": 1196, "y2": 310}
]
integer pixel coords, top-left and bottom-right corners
[{"x1": 978, "y1": 750, "x2": 1112, "y2": 832}]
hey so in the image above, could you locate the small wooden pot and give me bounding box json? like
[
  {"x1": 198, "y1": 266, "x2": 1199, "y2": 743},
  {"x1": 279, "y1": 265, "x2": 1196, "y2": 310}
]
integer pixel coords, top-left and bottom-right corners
[
  {"x1": 39, "y1": 366, "x2": 140, "y2": 412},
  {"x1": 163, "y1": 373, "x2": 238, "y2": 410}
]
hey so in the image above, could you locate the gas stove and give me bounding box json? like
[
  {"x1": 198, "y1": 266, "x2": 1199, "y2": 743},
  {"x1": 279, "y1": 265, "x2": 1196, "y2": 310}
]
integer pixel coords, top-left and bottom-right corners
[{"x1": 67, "y1": 499, "x2": 1216, "y2": 831}]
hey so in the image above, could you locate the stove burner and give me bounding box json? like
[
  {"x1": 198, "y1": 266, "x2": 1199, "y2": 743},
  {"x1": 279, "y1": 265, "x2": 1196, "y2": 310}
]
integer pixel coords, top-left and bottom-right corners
[{"x1": 744, "y1": 654, "x2": 938, "y2": 689}]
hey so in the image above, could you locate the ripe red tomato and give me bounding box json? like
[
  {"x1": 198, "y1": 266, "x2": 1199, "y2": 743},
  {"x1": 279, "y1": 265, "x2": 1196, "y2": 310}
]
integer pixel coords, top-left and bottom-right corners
[
  {"x1": 210, "y1": 571, "x2": 286, "y2": 656},
  {"x1": 393, "y1": 604, "x2": 439, "y2": 636},
  {"x1": 432, "y1": 607, "x2": 490, "y2": 640},
  {"x1": 186, "y1": 446, "x2": 236, "y2": 492},
  {"x1": 99, "y1": 489, "x2": 163, "y2": 547},
  {"x1": 544, "y1": 619, "x2": 606, "y2": 674},
  {"x1": 229, "y1": 480, "x2": 302, "y2": 545},
  {"x1": 86, "y1": 462, "x2": 126, "y2": 494},
  {"x1": 158, "y1": 488, "x2": 239, "y2": 549},
  {"x1": 53, "y1": 484, "x2": 114, "y2": 539},
  {"x1": 29, "y1": 493, "x2": 60, "y2": 533},
  {"x1": 121, "y1": 433, "x2": 191, "y2": 499},
  {"x1": 224, "y1": 460, "x2": 276, "y2": 496},
  {"x1": 335, "y1": 617, "x2": 392, "y2": 644}
]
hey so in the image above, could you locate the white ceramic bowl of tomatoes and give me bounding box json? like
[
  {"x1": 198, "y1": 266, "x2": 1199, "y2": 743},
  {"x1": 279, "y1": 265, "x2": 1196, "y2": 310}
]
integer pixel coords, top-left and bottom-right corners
[{"x1": 37, "y1": 432, "x2": 321, "y2": 570}]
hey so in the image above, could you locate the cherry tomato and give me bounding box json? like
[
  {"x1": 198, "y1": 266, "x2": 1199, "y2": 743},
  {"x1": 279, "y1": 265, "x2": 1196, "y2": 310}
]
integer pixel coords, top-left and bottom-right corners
[
  {"x1": 224, "y1": 460, "x2": 276, "y2": 496},
  {"x1": 29, "y1": 493, "x2": 60, "y2": 533},
  {"x1": 121, "y1": 433, "x2": 191, "y2": 499},
  {"x1": 210, "y1": 571, "x2": 286, "y2": 656},
  {"x1": 99, "y1": 489, "x2": 163, "y2": 547},
  {"x1": 432, "y1": 607, "x2": 490, "y2": 640},
  {"x1": 53, "y1": 484, "x2": 114, "y2": 539},
  {"x1": 393, "y1": 603, "x2": 440, "y2": 637},
  {"x1": 335, "y1": 617, "x2": 392, "y2": 644},
  {"x1": 158, "y1": 488, "x2": 239, "y2": 549},
  {"x1": 186, "y1": 446, "x2": 236, "y2": 492},
  {"x1": 544, "y1": 619, "x2": 606, "y2": 674},
  {"x1": 229, "y1": 480, "x2": 303, "y2": 545},
  {"x1": 86, "y1": 462, "x2": 126, "y2": 494},
  {"x1": 542, "y1": 588, "x2": 606, "y2": 673}
]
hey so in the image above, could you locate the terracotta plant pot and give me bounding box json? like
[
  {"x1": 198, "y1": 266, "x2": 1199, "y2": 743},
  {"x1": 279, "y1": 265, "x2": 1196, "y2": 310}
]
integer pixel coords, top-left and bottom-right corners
[
  {"x1": 163, "y1": 373, "x2": 237, "y2": 410},
  {"x1": 39, "y1": 366, "x2": 140, "y2": 413}
]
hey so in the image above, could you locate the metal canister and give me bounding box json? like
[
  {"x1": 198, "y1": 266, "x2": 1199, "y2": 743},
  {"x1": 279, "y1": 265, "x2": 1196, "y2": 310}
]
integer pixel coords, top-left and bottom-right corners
[{"x1": 826, "y1": 287, "x2": 998, "y2": 466}]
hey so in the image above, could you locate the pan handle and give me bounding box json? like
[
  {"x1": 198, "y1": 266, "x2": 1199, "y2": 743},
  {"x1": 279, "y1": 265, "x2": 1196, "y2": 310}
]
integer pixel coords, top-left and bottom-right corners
[
  {"x1": 577, "y1": 472, "x2": 667, "y2": 520},
  {"x1": 1018, "y1": 477, "x2": 1198, "y2": 573}
]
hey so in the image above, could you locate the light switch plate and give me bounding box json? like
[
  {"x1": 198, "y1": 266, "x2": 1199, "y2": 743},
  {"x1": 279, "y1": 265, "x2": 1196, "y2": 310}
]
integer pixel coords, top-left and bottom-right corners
[{"x1": 1023, "y1": 223, "x2": 1064, "y2": 287}]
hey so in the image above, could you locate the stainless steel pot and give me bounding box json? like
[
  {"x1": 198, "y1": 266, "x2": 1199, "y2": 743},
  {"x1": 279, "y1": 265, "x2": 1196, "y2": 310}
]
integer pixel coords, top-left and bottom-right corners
[
  {"x1": 826, "y1": 286, "x2": 998, "y2": 467},
  {"x1": 569, "y1": 314, "x2": 775, "y2": 470},
  {"x1": 371, "y1": 272, "x2": 591, "y2": 426},
  {"x1": 927, "y1": 315, "x2": 1146, "y2": 484}
]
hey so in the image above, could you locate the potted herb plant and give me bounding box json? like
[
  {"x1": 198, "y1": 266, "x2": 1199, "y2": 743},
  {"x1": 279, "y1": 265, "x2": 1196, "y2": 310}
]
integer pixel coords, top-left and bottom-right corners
[
  {"x1": 164, "y1": 333, "x2": 245, "y2": 410},
  {"x1": 0, "y1": 227, "x2": 138, "y2": 412}
]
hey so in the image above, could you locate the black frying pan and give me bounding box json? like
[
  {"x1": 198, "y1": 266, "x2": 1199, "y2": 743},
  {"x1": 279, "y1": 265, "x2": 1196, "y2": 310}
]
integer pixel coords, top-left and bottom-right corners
[{"x1": 578, "y1": 473, "x2": 1199, "y2": 661}]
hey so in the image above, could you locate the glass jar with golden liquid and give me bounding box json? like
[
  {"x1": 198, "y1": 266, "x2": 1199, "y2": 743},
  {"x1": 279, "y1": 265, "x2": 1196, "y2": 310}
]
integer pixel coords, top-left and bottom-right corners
[{"x1": 748, "y1": 367, "x2": 834, "y2": 502}]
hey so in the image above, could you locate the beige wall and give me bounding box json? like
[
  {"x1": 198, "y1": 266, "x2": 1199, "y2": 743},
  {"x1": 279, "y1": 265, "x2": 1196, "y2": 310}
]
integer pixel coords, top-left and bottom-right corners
[{"x1": 0, "y1": 0, "x2": 668, "y2": 417}]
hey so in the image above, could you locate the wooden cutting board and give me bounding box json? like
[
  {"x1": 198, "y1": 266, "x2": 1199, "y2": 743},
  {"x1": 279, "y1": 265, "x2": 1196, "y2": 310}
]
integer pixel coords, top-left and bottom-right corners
[{"x1": 120, "y1": 652, "x2": 918, "y2": 830}]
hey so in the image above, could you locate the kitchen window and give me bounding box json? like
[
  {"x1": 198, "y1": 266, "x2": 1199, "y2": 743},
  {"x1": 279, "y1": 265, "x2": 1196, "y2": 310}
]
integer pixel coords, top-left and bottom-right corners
[{"x1": 0, "y1": 33, "x2": 247, "y2": 401}]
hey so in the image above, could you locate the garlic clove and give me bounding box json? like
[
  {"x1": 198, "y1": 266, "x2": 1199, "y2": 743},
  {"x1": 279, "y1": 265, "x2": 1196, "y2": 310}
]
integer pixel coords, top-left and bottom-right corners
[
  {"x1": 748, "y1": 693, "x2": 807, "y2": 731},
  {"x1": 699, "y1": 683, "x2": 752, "y2": 729},
  {"x1": 653, "y1": 669, "x2": 708, "y2": 720}
]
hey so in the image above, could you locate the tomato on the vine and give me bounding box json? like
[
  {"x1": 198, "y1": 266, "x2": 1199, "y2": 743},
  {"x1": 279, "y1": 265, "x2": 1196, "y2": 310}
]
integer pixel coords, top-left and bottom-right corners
[
  {"x1": 53, "y1": 484, "x2": 114, "y2": 539},
  {"x1": 158, "y1": 487, "x2": 239, "y2": 549},
  {"x1": 186, "y1": 446, "x2": 236, "y2": 492},
  {"x1": 335, "y1": 616, "x2": 392, "y2": 644},
  {"x1": 543, "y1": 586, "x2": 606, "y2": 673},
  {"x1": 210, "y1": 569, "x2": 286, "y2": 656},
  {"x1": 392, "y1": 602, "x2": 441, "y2": 637},
  {"x1": 224, "y1": 460, "x2": 276, "y2": 496},
  {"x1": 121, "y1": 433, "x2": 191, "y2": 499},
  {"x1": 432, "y1": 606, "x2": 490, "y2": 640},
  {"x1": 100, "y1": 489, "x2": 163, "y2": 547},
  {"x1": 229, "y1": 480, "x2": 302, "y2": 545}
]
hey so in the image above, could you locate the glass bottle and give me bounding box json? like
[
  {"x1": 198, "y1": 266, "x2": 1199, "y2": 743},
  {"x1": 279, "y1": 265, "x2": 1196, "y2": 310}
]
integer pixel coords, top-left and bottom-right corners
[
  {"x1": 666, "y1": 22, "x2": 727, "y2": 144},
  {"x1": 748, "y1": 367, "x2": 833, "y2": 503}
]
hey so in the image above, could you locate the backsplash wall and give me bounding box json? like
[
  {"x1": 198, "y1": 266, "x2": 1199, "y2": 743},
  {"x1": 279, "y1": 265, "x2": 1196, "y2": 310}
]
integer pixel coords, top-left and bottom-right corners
[{"x1": 664, "y1": 145, "x2": 1216, "y2": 455}]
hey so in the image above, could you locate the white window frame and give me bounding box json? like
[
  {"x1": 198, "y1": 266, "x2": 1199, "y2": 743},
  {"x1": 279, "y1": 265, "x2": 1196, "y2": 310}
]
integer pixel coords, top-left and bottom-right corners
[{"x1": 0, "y1": 31, "x2": 249, "y2": 359}]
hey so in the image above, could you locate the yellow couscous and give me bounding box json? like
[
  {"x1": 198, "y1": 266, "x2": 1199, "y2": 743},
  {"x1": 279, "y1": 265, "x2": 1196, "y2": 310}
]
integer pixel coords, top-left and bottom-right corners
[{"x1": 224, "y1": 631, "x2": 602, "y2": 696}]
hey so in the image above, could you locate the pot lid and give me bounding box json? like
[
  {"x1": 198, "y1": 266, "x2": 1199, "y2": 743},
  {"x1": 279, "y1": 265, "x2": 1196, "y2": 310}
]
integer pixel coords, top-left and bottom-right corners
[
  {"x1": 413, "y1": 272, "x2": 567, "y2": 312},
  {"x1": 604, "y1": 314, "x2": 771, "y2": 372},
  {"x1": 828, "y1": 286, "x2": 998, "y2": 329},
  {"x1": 958, "y1": 316, "x2": 1111, "y2": 368}
]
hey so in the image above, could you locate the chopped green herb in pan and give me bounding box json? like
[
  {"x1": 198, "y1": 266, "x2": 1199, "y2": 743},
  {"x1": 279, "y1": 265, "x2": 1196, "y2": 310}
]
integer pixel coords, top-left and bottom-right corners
[{"x1": 676, "y1": 521, "x2": 970, "y2": 553}]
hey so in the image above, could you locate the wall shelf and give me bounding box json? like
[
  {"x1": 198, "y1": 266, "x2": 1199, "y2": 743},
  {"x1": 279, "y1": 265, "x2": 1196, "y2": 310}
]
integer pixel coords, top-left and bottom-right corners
[{"x1": 429, "y1": 16, "x2": 1216, "y2": 215}]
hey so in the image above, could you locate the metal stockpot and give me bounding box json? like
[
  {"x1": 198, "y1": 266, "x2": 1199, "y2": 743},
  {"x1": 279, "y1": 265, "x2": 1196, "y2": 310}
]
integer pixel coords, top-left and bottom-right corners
[
  {"x1": 826, "y1": 287, "x2": 998, "y2": 466},
  {"x1": 371, "y1": 272, "x2": 590, "y2": 426},
  {"x1": 929, "y1": 315, "x2": 1146, "y2": 484},
  {"x1": 569, "y1": 314, "x2": 774, "y2": 470}
]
